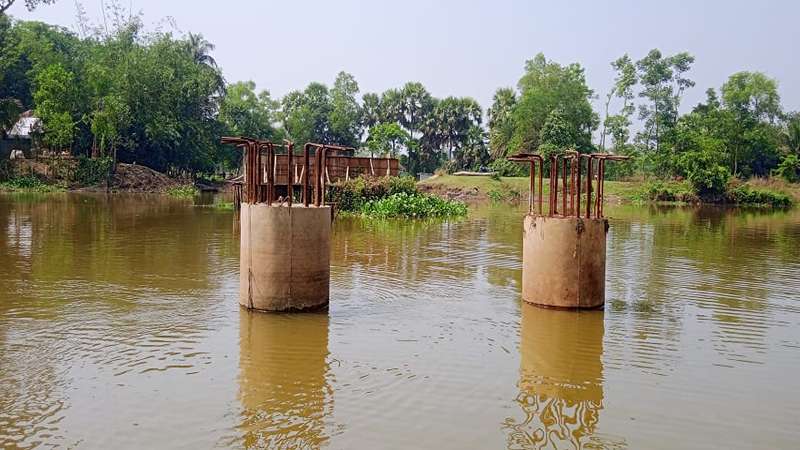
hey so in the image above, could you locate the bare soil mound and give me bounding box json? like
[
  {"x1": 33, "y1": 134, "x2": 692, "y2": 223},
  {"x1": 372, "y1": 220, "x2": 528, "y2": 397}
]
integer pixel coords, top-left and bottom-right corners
[{"x1": 110, "y1": 163, "x2": 179, "y2": 193}]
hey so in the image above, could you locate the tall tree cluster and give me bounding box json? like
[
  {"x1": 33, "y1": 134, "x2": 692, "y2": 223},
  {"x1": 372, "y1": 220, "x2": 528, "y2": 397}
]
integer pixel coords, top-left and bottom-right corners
[{"x1": 2, "y1": 3, "x2": 799, "y2": 186}]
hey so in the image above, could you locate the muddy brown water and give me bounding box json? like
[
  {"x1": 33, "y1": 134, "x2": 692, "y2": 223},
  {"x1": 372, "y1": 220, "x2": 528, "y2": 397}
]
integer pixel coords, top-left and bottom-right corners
[{"x1": 1, "y1": 193, "x2": 799, "y2": 449}]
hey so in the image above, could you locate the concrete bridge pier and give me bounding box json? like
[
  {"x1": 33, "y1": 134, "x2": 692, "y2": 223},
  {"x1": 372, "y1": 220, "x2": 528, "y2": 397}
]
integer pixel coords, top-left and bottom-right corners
[
  {"x1": 508, "y1": 151, "x2": 628, "y2": 309},
  {"x1": 522, "y1": 215, "x2": 607, "y2": 308},
  {"x1": 240, "y1": 204, "x2": 331, "y2": 311}
]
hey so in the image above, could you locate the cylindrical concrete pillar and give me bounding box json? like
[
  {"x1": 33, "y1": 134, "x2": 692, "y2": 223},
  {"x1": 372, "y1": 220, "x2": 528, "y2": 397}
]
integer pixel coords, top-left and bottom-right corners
[
  {"x1": 522, "y1": 215, "x2": 607, "y2": 308},
  {"x1": 240, "y1": 204, "x2": 331, "y2": 311}
]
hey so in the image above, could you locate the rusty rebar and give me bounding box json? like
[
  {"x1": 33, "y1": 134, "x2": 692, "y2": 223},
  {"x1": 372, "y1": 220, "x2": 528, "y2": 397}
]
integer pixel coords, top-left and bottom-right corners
[
  {"x1": 284, "y1": 140, "x2": 293, "y2": 206},
  {"x1": 508, "y1": 153, "x2": 544, "y2": 215}
]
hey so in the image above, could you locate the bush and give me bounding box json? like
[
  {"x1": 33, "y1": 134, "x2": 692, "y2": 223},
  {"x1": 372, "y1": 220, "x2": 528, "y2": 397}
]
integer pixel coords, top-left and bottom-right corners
[
  {"x1": 439, "y1": 160, "x2": 458, "y2": 174},
  {"x1": 166, "y1": 185, "x2": 198, "y2": 198},
  {"x1": 328, "y1": 175, "x2": 417, "y2": 212},
  {"x1": 0, "y1": 175, "x2": 63, "y2": 192},
  {"x1": 488, "y1": 158, "x2": 528, "y2": 177},
  {"x1": 727, "y1": 185, "x2": 792, "y2": 207},
  {"x1": 359, "y1": 192, "x2": 467, "y2": 218},
  {"x1": 633, "y1": 180, "x2": 698, "y2": 203},
  {"x1": 679, "y1": 151, "x2": 730, "y2": 199},
  {"x1": 487, "y1": 183, "x2": 522, "y2": 202},
  {"x1": 774, "y1": 154, "x2": 800, "y2": 183},
  {"x1": 74, "y1": 156, "x2": 114, "y2": 186}
]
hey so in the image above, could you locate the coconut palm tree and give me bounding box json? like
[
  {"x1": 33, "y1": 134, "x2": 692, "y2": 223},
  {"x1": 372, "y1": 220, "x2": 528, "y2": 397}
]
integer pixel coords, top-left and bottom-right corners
[{"x1": 186, "y1": 33, "x2": 217, "y2": 68}]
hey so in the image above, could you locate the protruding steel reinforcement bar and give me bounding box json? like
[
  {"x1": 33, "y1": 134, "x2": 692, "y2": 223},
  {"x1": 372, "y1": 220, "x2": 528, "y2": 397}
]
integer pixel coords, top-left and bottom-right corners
[
  {"x1": 508, "y1": 150, "x2": 630, "y2": 218},
  {"x1": 507, "y1": 153, "x2": 544, "y2": 215},
  {"x1": 284, "y1": 140, "x2": 293, "y2": 206}
]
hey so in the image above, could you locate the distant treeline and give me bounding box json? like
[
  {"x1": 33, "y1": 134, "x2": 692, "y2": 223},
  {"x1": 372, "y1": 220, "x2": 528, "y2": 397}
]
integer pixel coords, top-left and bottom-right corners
[{"x1": 1, "y1": 5, "x2": 799, "y2": 194}]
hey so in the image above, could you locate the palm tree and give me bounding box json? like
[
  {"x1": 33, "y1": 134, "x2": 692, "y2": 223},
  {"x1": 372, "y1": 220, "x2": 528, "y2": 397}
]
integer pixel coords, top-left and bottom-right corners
[
  {"x1": 186, "y1": 33, "x2": 217, "y2": 68},
  {"x1": 783, "y1": 114, "x2": 800, "y2": 156}
]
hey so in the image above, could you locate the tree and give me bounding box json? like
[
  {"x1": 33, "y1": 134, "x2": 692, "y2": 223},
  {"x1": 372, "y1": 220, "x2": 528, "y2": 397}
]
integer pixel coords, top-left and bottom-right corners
[
  {"x1": 281, "y1": 82, "x2": 333, "y2": 145},
  {"x1": 430, "y1": 96, "x2": 482, "y2": 160},
  {"x1": 454, "y1": 125, "x2": 488, "y2": 170},
  {"x1": 360, "y1": 92, "x2": 381, "y2": 138},
  {"x1": 0, "y1": 0, "x2": 57, "y2": 15},
  {"x1": 185, "y1": 33, "x2": 217, "y2": 68},
  {"x1": 509, "y1": 53, "x2": 597, "y2": 153},
  {"x1": 635, "y1": 49, "x2": 695, "y2": 152},
  {"x1": 328, "y1": 71, "x2": 362, "y2": 147},
  {"x1": 720, "y1": 71, "x2": 782, "y2": 176},
  {"x1": 781, "y1": 113, "x2": 800, "y2": 156},
  {"x1": 487, "y1": 87, "x2": 516, "y2": 158},
  {"x1": 602, "y1": 54, "x2": 637, "y2": 151},
  {"x1": 219, "y1": 81, "x2": 278, "y2": 139},
  {"x1": 34, "y1": 63, "x2": 78, "y2": 150},
  {"x1": 366, "y1": 122, "x2": 408, "y2": 158},
  {"x1": 397, "y1": 81, "x2": 433, "y2": 141}
]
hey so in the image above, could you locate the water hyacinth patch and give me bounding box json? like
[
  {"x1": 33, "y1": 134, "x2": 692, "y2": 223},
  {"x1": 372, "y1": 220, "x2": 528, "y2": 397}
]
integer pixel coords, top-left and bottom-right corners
[{"x1": 359, "y1": 192, "x2": 467, "y2": 219}]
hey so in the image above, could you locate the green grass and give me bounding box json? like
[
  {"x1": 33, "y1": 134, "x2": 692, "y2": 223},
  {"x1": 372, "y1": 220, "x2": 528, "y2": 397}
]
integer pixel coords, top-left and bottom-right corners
[
  {"x1": 419, "y1": 174, "x2": 640, "y2": 201},
  {"x1": 0, "y1": 176, "x2": 64, "y2": 193},
  {"x1": 166, "y1": 185, "x2": 198, "y2": 198},
  {"x1": 631, "y1": 179, "x2": 699, "y2": 204}
]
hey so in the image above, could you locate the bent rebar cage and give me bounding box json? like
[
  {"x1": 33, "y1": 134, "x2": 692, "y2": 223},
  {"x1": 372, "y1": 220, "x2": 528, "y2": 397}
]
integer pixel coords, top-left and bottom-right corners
[
  {"x1": 508, "y1": 150, "x2": 630, "y2": 219},
  {"x1": 221, "y1": 137, "x2": 358, "y2": 207}
]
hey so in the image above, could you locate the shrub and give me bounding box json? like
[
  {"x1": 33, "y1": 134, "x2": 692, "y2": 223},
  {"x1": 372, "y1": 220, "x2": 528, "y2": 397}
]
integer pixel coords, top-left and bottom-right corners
[
  {"x1": 774, "y1": 154, "x2": 800, "y2": 183},
  {"x1": 679, "y1": 151, "x2": 730, "y2": 199},
  {"x1": 166, "y1": 185, "x2": 198, "y2": 198},
  {"x1": 359, "y1": 192, "x2": 467, "y2": 218},
  {"x1": 487, "y1": 183, "x2": 522, "y2": 203},
  {"x1": 74, "y1": 156, "x2": 113, "y2": 186},
  {"x1": 439, "y1": 160, "x2": 458, "y2": 174},
  {"x1": 0, "y1": 175, "x2": 62, "y2": 192},
  {"x1": 328, "y1": 175, "x2": 417, "y2": 212},
  {"x1": 633, "y1": 180, "x2": 698, "y2": 203},
  {"x1": 488, "y1": 158, "x2": 528, "y2": 177},
  {"x1": 727, "y1": 185, "x2": 792, "y2": 207}
]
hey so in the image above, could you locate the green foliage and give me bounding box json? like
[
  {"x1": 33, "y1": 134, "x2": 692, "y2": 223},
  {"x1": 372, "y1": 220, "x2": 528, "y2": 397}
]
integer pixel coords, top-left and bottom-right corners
[
  {"x1": 74, "y1": 156, "x2": 113, "y2": 185},
  {"x1": 487, "y1": 87, "x2": 516, "y2": 158},
  {"x1": 774, "y1": 154, "x2": 800, "y2": 183},
  {"x1": 488, "y1": 158, "x2": 527, "y2": 177},
  {"x1": 679, "y1": 150, "x2": 731, "y2": 198},
  {"x1": 328, "y1": 175, "x2": 417, "y2": 212},
  {"x1": 366, "y1": 122, "x2": 408, "y2": 157},
  {"x1": 33, "y1": 63, "x2": 77, "y2": 149},
  {"x1": 633, "y1": 180, "x2": 698, "y2": 203},
  {"x1": 166, "y1": 185, "x2": 198, "y2": 198},
  {"x1": 487, "y1": 183, "x2": 521, "y2": 203},
  {"x1": 727, "y1": 185, "x2": 792, "y2": 207},
  {"x1": 0, "y1": 175, "x2": 61, "y2": 192},
  {"x1": 508, "y1": 53, "x2": 597, "y2": 153},
  {"x1": 359, "y1": 192, "x2": 467, "y2": 219}
]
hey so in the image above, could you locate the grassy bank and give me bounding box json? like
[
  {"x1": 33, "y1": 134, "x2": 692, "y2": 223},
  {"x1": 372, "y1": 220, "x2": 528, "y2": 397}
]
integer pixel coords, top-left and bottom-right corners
[
  {"x1": 418, "y1": 174, "x2": 640, "y2": 203},
  {"x1": 0, "y1": 175, "x2": 65, "y2": 193},
  {"x1": 418, "y1": 174, "x2": 798, "y2": 208}
]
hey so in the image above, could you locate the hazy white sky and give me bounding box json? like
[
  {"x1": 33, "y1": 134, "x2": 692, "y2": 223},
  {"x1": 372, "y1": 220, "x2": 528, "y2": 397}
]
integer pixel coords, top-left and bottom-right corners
[{"x1": 11, "y1": 0, "x2": 800, "y2": 118}]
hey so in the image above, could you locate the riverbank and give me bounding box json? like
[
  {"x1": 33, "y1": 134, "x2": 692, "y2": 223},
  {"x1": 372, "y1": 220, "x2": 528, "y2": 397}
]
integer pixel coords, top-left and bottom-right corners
[
  {"x1": 418, "y1": 174, "x2": 799, "y2": 208},
  {"x1": 0, "y1": 161, "x2": 207, "y2": 195}
]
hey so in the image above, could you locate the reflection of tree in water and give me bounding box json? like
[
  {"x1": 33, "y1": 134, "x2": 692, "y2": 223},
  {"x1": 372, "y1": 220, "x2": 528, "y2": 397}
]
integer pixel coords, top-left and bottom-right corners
[
  {"x1": 606, "y1": 205, "x2": 800, "y2": 367},
  {"x1": 504, "y1": 304, "x2": 626, "y2": 449},
  {"x1": 238, "y1": 310, "x2": 332, "y2": 449}
]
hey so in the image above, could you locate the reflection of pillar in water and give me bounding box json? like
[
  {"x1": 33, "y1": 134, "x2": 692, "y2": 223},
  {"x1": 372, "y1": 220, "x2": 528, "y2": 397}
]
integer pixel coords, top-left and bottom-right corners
[
  {"x1": 238, "y1": 310, "x2": 331, "y2": 449},
  {"x1": 505, "y1": 303, "x2": 605, "y2": 449}
]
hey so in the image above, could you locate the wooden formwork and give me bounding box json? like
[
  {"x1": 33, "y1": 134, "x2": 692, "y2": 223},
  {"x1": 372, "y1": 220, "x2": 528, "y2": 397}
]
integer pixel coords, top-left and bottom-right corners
[{"x1": 270, "y1": 155, "x2": 400, "y2": 186}]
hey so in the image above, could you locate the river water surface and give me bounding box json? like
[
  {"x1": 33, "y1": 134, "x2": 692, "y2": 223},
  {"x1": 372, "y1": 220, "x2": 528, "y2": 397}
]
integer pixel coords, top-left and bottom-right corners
[{"x1": 1, "y1": 193, "x2": 799, "y2": 449}]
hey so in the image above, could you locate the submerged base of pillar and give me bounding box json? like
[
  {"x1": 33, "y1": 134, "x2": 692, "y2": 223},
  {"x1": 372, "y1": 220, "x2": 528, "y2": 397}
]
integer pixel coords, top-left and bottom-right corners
[
  {"x1": 522, "y1": 215, "x2": 607, "y2": 309},
  {"x1": 240, "y1": 204, "x2": 331, "y2": 312}
]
